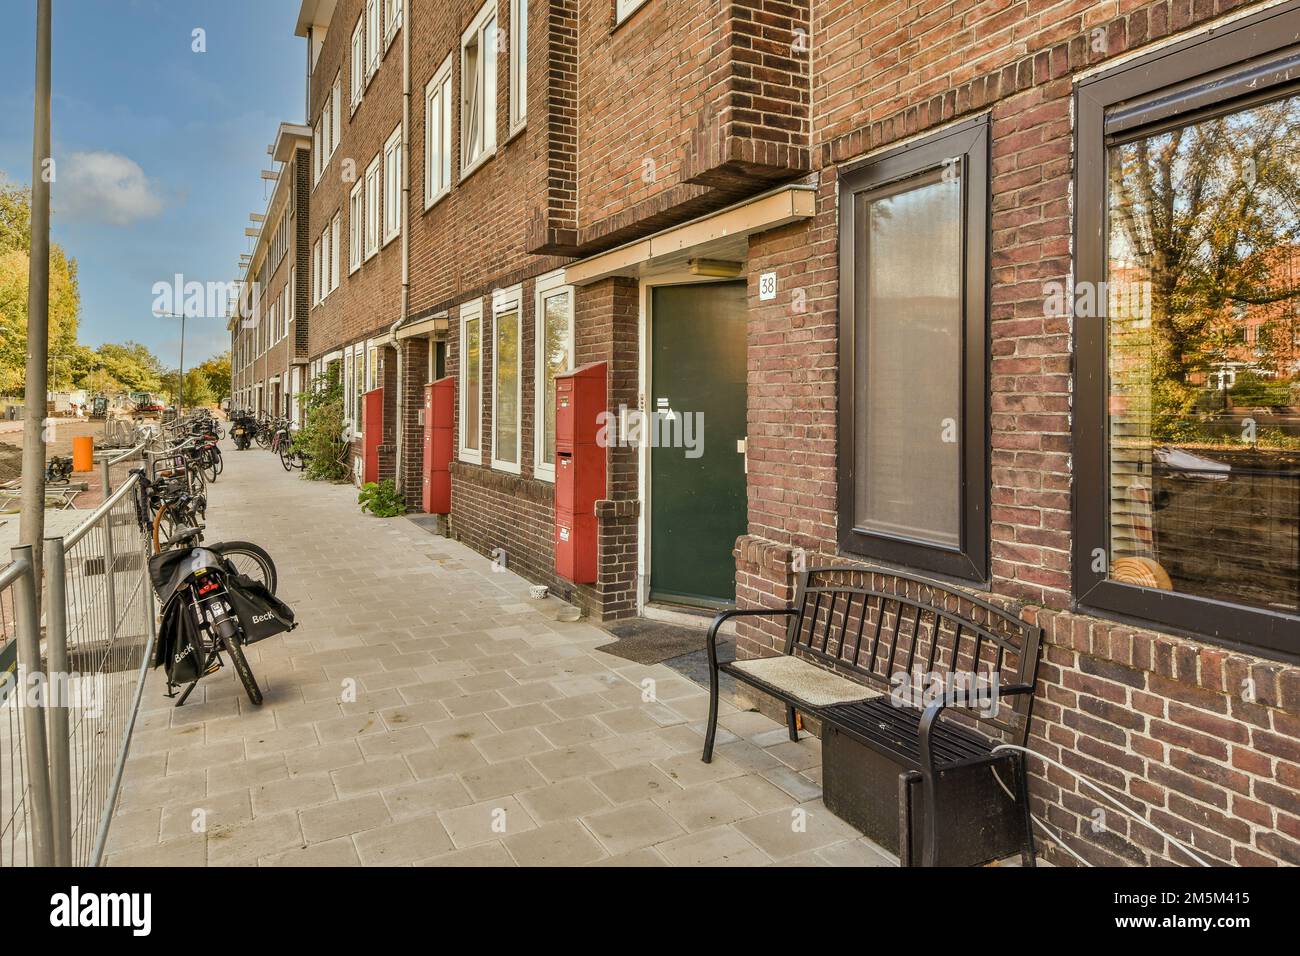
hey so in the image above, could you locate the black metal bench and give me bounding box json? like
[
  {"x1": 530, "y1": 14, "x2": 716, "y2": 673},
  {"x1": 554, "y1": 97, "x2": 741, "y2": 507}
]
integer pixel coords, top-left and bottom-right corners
[{"x1": 703, "y1": 566, "x2": 1042, "y2": 866}]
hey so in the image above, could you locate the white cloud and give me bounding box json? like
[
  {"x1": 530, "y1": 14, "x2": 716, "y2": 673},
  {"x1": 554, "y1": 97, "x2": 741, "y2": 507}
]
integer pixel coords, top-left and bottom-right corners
[{"x1": 56, "y1": 151, "x2": 164, "y2": 225}]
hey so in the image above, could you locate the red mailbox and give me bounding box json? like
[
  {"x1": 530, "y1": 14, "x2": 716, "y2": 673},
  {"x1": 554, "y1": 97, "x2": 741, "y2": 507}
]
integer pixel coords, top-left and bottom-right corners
[
  {"x1": 362, "y1": 387, "x2": 384, "y2": 484},
  {"x1": 423, "y1": 377, "x2": 454, "y2": 514},
  {"x1": 554, "y1": 362, "x2": 606, "y2": 584}
]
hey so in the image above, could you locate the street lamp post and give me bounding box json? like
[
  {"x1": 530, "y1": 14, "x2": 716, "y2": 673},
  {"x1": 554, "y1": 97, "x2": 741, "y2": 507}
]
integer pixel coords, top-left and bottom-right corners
[{"x1": 155, "y1": 310, "x2": 187, "y2": 418}]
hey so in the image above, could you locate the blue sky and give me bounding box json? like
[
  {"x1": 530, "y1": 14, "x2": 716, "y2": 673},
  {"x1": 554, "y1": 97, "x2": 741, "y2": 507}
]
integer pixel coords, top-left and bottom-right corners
[{"x1": 0, "y1": 0, "x2": 305, "y2": 369}]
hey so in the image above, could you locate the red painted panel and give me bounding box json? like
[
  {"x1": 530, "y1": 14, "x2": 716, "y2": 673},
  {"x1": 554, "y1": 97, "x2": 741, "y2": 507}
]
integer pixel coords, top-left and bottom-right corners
[
  {"x1": 422, "y1": 377, "x2": 454, "y2": 514},
  {"x1": 363, "y1": 387, "x2": 384, "y2": 484},
  {"x1": 554, "y1": 362, "x2": 606, "y2": 584}
]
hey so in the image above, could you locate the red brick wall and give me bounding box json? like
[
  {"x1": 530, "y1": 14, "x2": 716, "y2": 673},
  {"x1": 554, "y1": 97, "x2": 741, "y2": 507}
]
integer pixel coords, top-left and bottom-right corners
[{"x1": 732, "y1": 0, "x2": 1300, "y2": 866}]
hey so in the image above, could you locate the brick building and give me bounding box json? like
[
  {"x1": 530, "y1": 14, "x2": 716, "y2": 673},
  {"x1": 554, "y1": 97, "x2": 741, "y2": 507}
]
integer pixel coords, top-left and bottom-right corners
[
  {"x1": 230, "y1": 123, "x2": 312, "y2": 422},
  {"x1": 271, "y1": 0, "x2": 1300, "y2": 866}
]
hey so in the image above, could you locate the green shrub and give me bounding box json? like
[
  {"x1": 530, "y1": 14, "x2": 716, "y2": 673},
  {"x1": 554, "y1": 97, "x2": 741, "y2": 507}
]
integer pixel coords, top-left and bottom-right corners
[
  {"x1": 358, "y1": 479, "x2": 405, "y2": 517},
  {"x1": 293, "y1": 366, "x2": 351, "y2": 482}
]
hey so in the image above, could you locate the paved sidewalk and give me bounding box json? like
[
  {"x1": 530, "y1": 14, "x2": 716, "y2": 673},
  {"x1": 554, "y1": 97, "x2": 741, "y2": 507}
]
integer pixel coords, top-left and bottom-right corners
[{"x1": 107, "y1": 445, "x2": 894, "y2": 866}]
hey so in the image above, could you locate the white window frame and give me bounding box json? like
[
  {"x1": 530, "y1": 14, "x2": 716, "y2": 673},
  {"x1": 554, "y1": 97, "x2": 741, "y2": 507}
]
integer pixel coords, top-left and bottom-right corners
[
  {"x1": 312, "y1": 118, "x2": 322, "y2": 185},
  {"x1": 365, "y1": 0, "x2": 381, "y2": 80},
  {"x1": 490, "y1": 284, "x2": 523, "y2": 475},
  {"x1": 331, "y1": 72, "x2": 342, "y2": 154},
  {"x1": 344, "y1": 348, "x2": 356, "y2": 439},
  {"x1": 349, "y1": 179, "x2": 363, "y2": 273},
  {"x1": 459, "y1": 299, "x2": 484, "y2": 463},
  {"x1": 384, "y1": 0, "x2": 403, "y2": 51},
  {"x1": 615, "y1": 0, "x2": 649, "y2": 24},
  {"x1": 353, "y1": 341, "x2": 367, "y2": 439},
  {"x1": 383, "y1": 124, "x2": 402, "y2": 246},
  {"x1": 350, "y1": 17, "x2": 365, "y2": 110},
  {"x1": 460, "y1": 2, "x2": 498, "y2": 178},
  {"x1": 508, "y1": 0, "x2": 527, "y2": 134},
  {"x1": 533, "y1": 270, "x2": 574, "y2": 482},
  {"x1": 364, "y1": 153, "x2": 382, "y2": 260},
  {"x1": 330, "y1": 213, "x2": 341, "y2": 292},
  {"x1": 288, "y1": 266, "x2": 296, "y2": 336},
  {"x1": 312, "y1": 238, "x2": 322, "y2": 306},
  {"x1": 424, "y1": 55, "x2": 453, "y2": 208}
]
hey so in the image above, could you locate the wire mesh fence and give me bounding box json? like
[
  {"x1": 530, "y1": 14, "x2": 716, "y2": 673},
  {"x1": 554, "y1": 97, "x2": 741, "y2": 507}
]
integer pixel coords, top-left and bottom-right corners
[{"x1": 1, "y1": 444, "x2": 158, "y2": 867}]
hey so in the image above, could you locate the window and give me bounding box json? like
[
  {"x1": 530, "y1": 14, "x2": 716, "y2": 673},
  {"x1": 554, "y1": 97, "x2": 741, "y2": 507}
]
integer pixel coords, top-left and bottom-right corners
[
  {"x1": 344, "y1": 348, "x2": 355, "y2": 438},
  {"x1": 364, "y1": 154, "x2": 381, "y2": 259},
  {"x1": 312, "y1": 118, "x2": 322, "y2": 185},
  {"x1": 534, "y1": 271, "x2": 573, "y2": 481},
  {"x1": 353, "y1": 342, "x2": 366, "y2": 438},
  {"x1": 460, "y1": 300, "x2": 483, "y2": 462},
  {"x1": 424, "y1": 57, "x2": 453, "y2": 206},
  {"x1": 461, "y1": 3, "x2": 498, "y2": 174},
  {"x1": 288, "y1": 266, "x2": 295, "y2": 335},
  {"x1": 349, "y1": 180, "x2": 363, "y2": 273},
  {"x1": 384, "y1": 0, "x2": 403, "y2": 49},
  {"x1": 350, "y1": 17, "x2": 365, "y2": 108},
  {"x1": 312, "y1": 238, "x2": 322, "y2": 306},
  {"x1": 1074, "y1": 6, "x2": 1300, "y2": 657},
  {"x1": 330, "y1": 213, "x2": 341, "y2": 292},
  {"x1": 492, "y1": 287, "x2": 522, "y2": 473},
  {"x1": 615, "y1": 0, "x2": 648, "y2": 24},
  {"x1": 837, "y1": 115, "x2": 989, "y2": 581},
  {"x1": 383, "y1": 125, "x2": 401, "y2": 245},
  {"x1": 366, "y1": 0, "x2": 381, "y2": 78},
  {"x1": 331, "y1": 73, "x2": 342, "y2": 154},
  {"x1": 367, "y1": 342, "x2": 381, "y2": 393},
  {"x1": 509, "y1": 0, "x2": 527, "y2": 132}
]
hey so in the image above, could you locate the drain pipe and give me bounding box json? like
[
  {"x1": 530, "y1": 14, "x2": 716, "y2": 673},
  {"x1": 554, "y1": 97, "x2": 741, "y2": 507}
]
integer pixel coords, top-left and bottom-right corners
[{"x1": 386, "y1": 9, "x2": 412, "y2": 495}]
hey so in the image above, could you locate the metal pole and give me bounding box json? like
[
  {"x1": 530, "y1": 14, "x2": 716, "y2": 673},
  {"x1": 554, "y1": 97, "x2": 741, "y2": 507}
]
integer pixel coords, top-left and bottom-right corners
[
  {"x1": 102, "y1": 492, "x2": 118, "y2": 636},
  {"x1": 177, "y1": 314, "x2": 186, "y2": 419},
  {"x1": 10, "y1": 545, "x2": 53, "y2": 867},
  {"x1": 99, "y1": 455, "x2": 111, "y2": 499},
  {"x1": 43, "y1": 537, "x2": 71, "y2": 866},
  {"x1": 19, "y1": 0, "x2": 53, "y2": 597}
]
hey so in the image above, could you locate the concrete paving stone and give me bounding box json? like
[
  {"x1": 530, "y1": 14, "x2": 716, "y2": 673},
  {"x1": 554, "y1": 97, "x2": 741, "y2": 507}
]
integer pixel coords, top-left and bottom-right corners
[
  {"x1": 460, "y1": 757, "x2": 547, "y2": 800},
  {"x1": 204, "y1": 710, "x2": 278, "y2": 741},
  {"x1": 106, "y1": 833, "x2": 207, "y2": 867},
  {"x1": 272, "y1": 699, "x2": 345, "y2": 728},
  {"x1": 422, "y1": 714, "x2": 498, "y2": 745},
  {"x1": 653, "y1": 751, "x2": 746, "y2": 788},
  {"x1": 815, "y1": 839, "x2": 897, "y2": 867},
  {"x1": 406, "y1": 741, "x2": 488, "y2": 778},
  {"x1": 516, "y1": 779, "x2": 612, "y2": 823},
  {"x1": 654, "y1": 825, "x2": 771, "y2": 867},
  {"x1": 298, "y1": 794, "x2": 392, "y2": 844},
  {"x1": 207, "y1": 810, "x2": 303, "y2": 865},
  {"x1": 261, "y1": 837, "x2": 362, "y2": 867},
  {"x1": 244, "y1": 725, "x2": 321, "y2": 758},
  {"x1": 503, "y1": 820, "x2": 608, "y2": 866},
  {"x1": 719, "y1": 710, "x2": 785, "y2": 738},
  {"x1": 441, "y1": 690, "x2": 511, "y2": 717},
  {"x1": 314, "y1": 712, "x2": 385, "y2": 742},
  {"x1": 546, "y1": 692, "x2": 617, "y2": 720},
  {"x1": 161, "y1": 788, "x2": 253, "y2": 843},
  {"x1": 718, "y1": 774, "x2": 800, "y2": 814},
  {"x1": 714, "y1": 738, "x2": 784, "y2": 773},
  {"x1": 354, "y1": 814, "x2": 454, "y2": 865},
  {"x1": 359, "y1": 726, "x2": 442, "y2": 757},
  {"x1": 331, "y1": 755, "x2": 415, "y2": 796},
  {"x1": 166, "y1": 739, "x2": 247, "y2": 775},
  {"x1": 456, "y1": 670, "x2": 519, "y2": 693},
  {"x1": 538, "y1": 716, "x2": 614, "y2": 748},
  {"x1": 654, "y1": 781, "x2": 760, "y2": 832},
  {"x1": 588, "y1": 847, "x2": 668, "y2": 867},
  {"x1": 415, "y1": 842, "x2": 516, "y2": 867},
  {"x1": 590, "y1": 764, "x2": 683, "y2": 805},
  {"x1": 527, "y1": 744, "x2": 615, "y2": 784},
  {"x1": 474, "y1": 727, "x2": 555, "y2": 763},
  {"x1": 284, "y1": 740, "x2": 365, "y2": 777},
  {"x1": 104, "y1": 807, "x2": 162, "y2": 853},
  {"x1": 438, "y1": 796, "x2": 537, "y2": 848},
  {"x1": 251, "y1": 773, "x2": 337, "y2": 816},
  {"x1": 382, "y1": 776, "x2": 475, "y2": 820},
  {"x1": 340, "y1": 689, "x2": 406, "y2": 714},
  {"x1": 115, "y1": 769, "x2": 207, "y2": 813},
  {"x1": 764, "y1": 739, "x2": 822, "y2": 772},
  {"x1": 486, "y1": 702, "x2": 558, "y2": 733},
  {"x1": 734, "y1": 801, "x2": 861, "y2": 860},
  {"x1": 581, "y1": 801, "x2": 686, "y2": 857},
  {"x1": 595, "y1": 707, "x2": 663, "y2": 735},
  {"x1": 758, "y1": 765, "x2": 823, "y2": 803},
  {"x1": 398, "y1": 680, "x2": 464, "y2": 703}
]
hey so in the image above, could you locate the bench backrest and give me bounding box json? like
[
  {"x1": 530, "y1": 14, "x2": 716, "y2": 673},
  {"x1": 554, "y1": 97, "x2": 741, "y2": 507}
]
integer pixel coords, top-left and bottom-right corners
[{"x1": 782, "y1": 567, "x2": 1042, "y2": 744}]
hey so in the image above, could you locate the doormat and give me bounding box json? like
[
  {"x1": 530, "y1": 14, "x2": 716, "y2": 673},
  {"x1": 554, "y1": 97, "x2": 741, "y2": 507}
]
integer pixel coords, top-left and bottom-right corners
[{"x1": 595, "y1": 618, "x2": 708, "y2": 665}]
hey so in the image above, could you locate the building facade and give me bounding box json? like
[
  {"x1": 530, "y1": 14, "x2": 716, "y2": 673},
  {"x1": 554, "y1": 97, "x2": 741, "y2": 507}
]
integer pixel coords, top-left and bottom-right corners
[
  {"x1": 230, "y1": 123, "x2": 313, "y2": 421},
  {"x1": 275, "y1": 0, "x2": 1300, "y2": 867}
]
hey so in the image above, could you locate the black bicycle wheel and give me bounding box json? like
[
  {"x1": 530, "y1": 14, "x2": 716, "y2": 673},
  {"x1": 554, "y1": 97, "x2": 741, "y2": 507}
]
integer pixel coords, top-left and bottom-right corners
[
  {"x1": 202, "y1": 451, "x2": 219, "y2": 484},
  {"x1": 213, "y1": 540, "x2": 278, "y2": 594},
  {"x1": 211, "y1": 445, "x2": 223, "y2": 476},
  {"x1": 279, "y1": 441, "x2": 294, "y2": 471},
  {"x1": 220, "y1": 629, "x2": 262, "y2": 706},
  {"x1": 255, "y1": 428, "x2": 271, "y2": 449}
]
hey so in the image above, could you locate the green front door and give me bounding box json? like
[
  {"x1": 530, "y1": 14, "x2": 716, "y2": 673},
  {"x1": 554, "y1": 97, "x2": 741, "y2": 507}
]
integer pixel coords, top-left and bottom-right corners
[{"x1": 650, "y1": 281, "x2": 748, "y2": 607}]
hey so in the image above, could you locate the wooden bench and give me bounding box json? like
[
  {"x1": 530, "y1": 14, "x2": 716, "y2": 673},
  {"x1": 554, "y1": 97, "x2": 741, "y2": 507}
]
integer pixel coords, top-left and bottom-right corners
[{"x1": 703, "y1": 566, "x2": 1042, "y2": 866}]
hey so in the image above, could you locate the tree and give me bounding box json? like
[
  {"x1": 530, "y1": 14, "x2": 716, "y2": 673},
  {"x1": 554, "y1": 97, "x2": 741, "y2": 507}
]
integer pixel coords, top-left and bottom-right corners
[
  {"x1": 0, "y1": 176, "x2": 81, "y2": 394},
  {"x1": 160, "y1": 368, "x2": 215, "y2": 408},
  {"x1": 92, "y1": 342, "x2": 164, "y2": 393},
  {"x1": 1108, "y1": 96, "x2": 1300, "y2": 438},
  {"x1": 194, "y1": 351, "x2": 231, "y2": 402}
]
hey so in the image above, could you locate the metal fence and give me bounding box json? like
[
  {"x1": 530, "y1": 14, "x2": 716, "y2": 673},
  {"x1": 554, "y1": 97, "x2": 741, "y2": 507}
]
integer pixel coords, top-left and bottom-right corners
[{"x1": 0, "y1": 441, "x2": 157, "y2": 867}]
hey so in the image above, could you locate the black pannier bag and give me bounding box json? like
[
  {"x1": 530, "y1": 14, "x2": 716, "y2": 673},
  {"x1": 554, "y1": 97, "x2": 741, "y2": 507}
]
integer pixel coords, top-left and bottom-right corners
[
  {"x1": 154, "y1": 594, "x2": 205, "y2": 685},
  {"x1": 222, "y1": 573, "x2": 296, "y2": 645}
]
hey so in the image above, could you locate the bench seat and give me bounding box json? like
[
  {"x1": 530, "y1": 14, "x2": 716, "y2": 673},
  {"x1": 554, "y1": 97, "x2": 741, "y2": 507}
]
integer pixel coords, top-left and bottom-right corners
[{"x1": 725, "y1": 655, "x2": 882, "y2": 709}]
